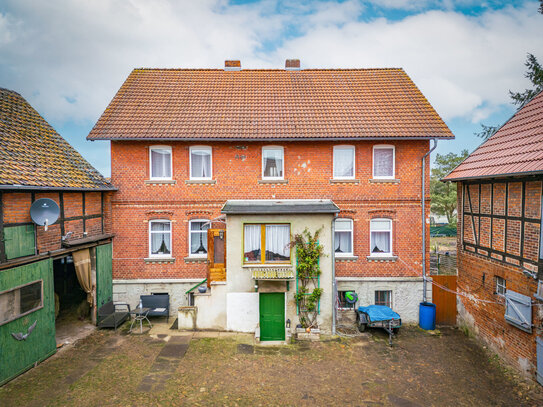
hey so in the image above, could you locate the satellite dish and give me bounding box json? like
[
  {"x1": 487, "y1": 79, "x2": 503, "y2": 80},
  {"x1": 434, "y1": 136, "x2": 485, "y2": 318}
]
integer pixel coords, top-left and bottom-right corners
[{"x1": 30, "y1": 198, "x2": 60, "y2": 231}]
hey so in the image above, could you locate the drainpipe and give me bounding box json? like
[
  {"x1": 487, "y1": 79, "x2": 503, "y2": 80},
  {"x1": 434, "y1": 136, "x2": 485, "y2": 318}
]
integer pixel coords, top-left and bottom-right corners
[
  {"x1": 422, "y1": 139, "x2": 437, "y2": 303},
  {"x1": 331, "y1": 213, "x2": 338, "y2": 335}
]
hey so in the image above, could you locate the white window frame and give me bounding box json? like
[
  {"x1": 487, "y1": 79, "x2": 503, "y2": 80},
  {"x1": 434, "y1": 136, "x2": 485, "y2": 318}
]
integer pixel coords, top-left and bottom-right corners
[
  {"x1": 262, "y1": 146, "x2": 285, "y2": 180},
  {"x1": 372, "y1": 144, "x2": 395, "y2": 179},
  {"x1": 149, "y1": 145, "x2": 173, "y2": 180},
  {"x1": 496, "y1": 276, "x2": 507, "y2": 296},
  {"x1": 333, "y1": 145, "x2": 355, "y2": 180},
  {"x1": 188, "y1": 219, "x2": 210, "y2": 258},
  {"x1": 334, "y1": 218, "x2": 354, "y2": 257},
  {"x1": 189, "y1": 146, "x2": 212, "y2": 180},
  {"x1": 149, "y1": 219, "x2": 172, "y2": 258},
  {"x1": 375, "y1": 290, "x2": 393, "y2": 307},
  {"x1": 369, "y1": 218, "x2": 393, "y2": 257}
]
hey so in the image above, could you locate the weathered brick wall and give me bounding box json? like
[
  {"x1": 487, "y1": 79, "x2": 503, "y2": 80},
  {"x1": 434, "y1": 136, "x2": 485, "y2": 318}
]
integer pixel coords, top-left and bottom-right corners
[
  {"x1": 111, "y1": 140, "x2": 431, "y2": 280},
  {"x1": 456, "y1": 180, "x2": 543, "y2": 378},
  {"x1": 1, "y1": 191, "x2": 113, "y2": 255}
]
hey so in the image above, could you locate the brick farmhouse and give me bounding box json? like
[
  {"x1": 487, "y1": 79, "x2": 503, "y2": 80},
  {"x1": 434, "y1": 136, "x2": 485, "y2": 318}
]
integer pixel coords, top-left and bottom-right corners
[
  {"x1": 0, "y1": 88, "x2": 115, "y2": 385},
  {"x1": 88, "y1": 60, "x2": 453, "y2": 338},
  {"x1": 444, "y1": 89, "x2": 543, "y2": 383}
]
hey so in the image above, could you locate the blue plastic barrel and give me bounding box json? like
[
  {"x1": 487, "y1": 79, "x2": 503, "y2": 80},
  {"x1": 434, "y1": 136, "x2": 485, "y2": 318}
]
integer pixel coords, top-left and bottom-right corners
[{"x1": 419, "y1": 302, "x2": 436, "y2": 330}]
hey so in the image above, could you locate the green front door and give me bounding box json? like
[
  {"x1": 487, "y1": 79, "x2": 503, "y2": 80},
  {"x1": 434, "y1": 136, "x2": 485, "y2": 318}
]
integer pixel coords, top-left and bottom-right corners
[{"x1": 259, "y1": 293, "x2": 285, "y2": 341}]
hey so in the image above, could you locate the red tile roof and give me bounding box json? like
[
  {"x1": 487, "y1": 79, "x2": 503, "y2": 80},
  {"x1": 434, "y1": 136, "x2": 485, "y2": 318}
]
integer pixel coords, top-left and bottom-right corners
[
  {"x1": 444, "y1": 90, "x2": 543, "y2": 181},
  {"x1": 87, "y1": 68, "x2": 453, "y2": 141},
  {"x1": 0, "y1": 88, "x2": 114, "y2": 190}
]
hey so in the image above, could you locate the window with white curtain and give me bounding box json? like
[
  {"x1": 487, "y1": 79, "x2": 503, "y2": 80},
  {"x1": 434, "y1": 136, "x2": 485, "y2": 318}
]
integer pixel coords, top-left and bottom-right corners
[
  {"x1": 190, "y1": 146, "x2": 212, "y2": 180},
  {"x1": 243, "y1": 224, "x2": 291, "y2": 263},
  {"x1": 335, "y1": 219, "x2": 353, "y2": 256},
  {"x1": 189, "y1": 219, "x2": 210, "y2": 257},
  {"x1": 333, "y1": 145, "x2": 355, "y2": 179},
  {"x1": 370, "y1": 219, "x2": 392, "y2": 256},
  {"x1": 373, "y1": 145, "x2": 395, "y2": 179},
  {"x1": 262, "y1": 146, "x2": 284, "y2": 179},
  {"x1": 150, "y1": 146, "x2": 172, "y2": 180},
  {"x1": 149, "y1": 220, "x2": 172, "y2": 257}
]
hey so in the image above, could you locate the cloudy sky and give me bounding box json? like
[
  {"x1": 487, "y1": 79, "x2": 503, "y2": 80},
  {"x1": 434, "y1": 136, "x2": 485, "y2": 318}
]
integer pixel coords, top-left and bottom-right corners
[{"x1": 1, "y1": 0, "x2": 542, "y2": 176}]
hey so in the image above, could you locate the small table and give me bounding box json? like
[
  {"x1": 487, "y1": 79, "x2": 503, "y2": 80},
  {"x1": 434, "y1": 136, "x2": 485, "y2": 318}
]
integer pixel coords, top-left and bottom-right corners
[{"x1": 129, "y1": 307, "x2": 152, "y2": 334}]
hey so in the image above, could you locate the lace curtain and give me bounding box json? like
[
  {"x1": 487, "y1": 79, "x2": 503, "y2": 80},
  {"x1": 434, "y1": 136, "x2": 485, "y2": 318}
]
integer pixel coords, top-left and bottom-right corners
[
  {"x1": 374, "y1": 148, "x2": 393, "y2": 177},
  {"x1": 244, "y1": 224, "x2": 261, "y2": 261},
  {"x1": 335, "y1": 231, "x2": 352, "y2": 254},
  {"x1": 190, "y1": 221, "x2": 209, "y2": 254},
  {"x1": 191, "y1": 150, "x2": 211, "y2": 178},
  {"x1": 265, "y1": 225, "x2": 290, "y2": 261},
  {"x1": 151, "y1": 221, "x2": 171, "y2": 255},
  {"x1": 263, "y1": 149, "x2": 283, "y2": 178},
  {"x1": 371, "y1": 231, "x2": 390, "y2": 253},
  {"x1": 151, "y1": 149, "x2": 171, "y2": 178},
  {"x1": 334, "y1": 148, "x2": 354, "y2": 178}
]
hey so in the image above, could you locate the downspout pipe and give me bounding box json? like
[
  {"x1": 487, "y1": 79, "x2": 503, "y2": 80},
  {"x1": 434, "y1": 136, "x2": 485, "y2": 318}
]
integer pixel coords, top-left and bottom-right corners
[
  {"x1": 422, "y1": 138, "x2": 437, "y2": 302},
  {"x1": 331, "y1": 213, "x2": 338, "y2": 335}
]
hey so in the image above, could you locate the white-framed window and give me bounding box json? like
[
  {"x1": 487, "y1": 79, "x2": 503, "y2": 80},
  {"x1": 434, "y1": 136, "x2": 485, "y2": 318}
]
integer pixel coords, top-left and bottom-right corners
[
  {"x1": 333, "y1": 145, "x2": 355, "y2": 179},
  {"x1": 244, "y1": 223, "x2": 291, "y2": 263},
  {"x1": 149, "y1": 146, "x2": 172, "y2": 180},
  {"x1": 496, "y1": 276, "x2": 507, "y2": 296},
  {"x1": 262, "y1": 146, "x2": 284, "y2": 180},
  {"x1": 373, "y1": 145, "x2": 395, "y2": 179},
  {"x1": 189, "y1": 219, "x2": 210, "y2": 258},
  {"x1": 370, "y1": 218, "x2": 392, "y2": 256},
  {"x1": 375, "y1": 290, "x2": 392, "y2": 307},
  {"x1": 149, "y1": 220, "x2": 172, "y2": 258},
  {"x1": 335, "y1": 218, "x2": 353, "y2": 257},
  {"x1": 190, "y1": 146, "x2": 212, "y2": 180},
  {"x1": 0, "y1": 280, "x2": 43, "y2": 326}
]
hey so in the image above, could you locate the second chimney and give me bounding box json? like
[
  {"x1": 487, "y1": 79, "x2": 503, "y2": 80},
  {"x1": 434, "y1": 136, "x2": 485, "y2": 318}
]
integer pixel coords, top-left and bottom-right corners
[
  {"x1": 285, "y1": 59, "x2": 300, "y2": 70},
  {"x1": 225, "y1": 60, "x2": 241, "y2": 70}
]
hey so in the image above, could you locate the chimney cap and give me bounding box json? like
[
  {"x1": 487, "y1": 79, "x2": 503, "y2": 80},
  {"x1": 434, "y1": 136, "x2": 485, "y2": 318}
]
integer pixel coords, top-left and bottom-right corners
[
  {"x1": 225, "y1": 60, "x2": 241, "y2": 70},
  {"x1": 285, "y1": 59, "x2": 300, "y2": 70}
]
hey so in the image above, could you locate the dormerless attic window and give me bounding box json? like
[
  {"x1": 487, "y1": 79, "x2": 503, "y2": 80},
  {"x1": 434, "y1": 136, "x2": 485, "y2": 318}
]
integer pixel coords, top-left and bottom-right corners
[
  {"x1": 262, "y1": 146, "x2": 284, "y2": 179},
  {"x1": 373, "y1": 145, "x2": 395, "y2": 179},
  {"x1": 190, "y1": 146, "x2": 212, "y2": 180}
]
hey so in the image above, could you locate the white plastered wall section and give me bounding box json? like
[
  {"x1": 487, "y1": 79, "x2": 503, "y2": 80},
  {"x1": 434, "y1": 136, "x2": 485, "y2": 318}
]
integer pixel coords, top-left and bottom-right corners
[{"x1": 336, "y1": 277, "x2": 430, "y2": 323}]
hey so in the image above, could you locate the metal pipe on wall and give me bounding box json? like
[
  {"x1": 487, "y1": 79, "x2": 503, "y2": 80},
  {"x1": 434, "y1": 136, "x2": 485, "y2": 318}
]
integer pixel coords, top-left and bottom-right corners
[
  {"x1": 422, "y1": 138, "x2": 437, "y2": 302},
  {"x1": 331, "y1": 213, "x2": 338, "y2": 335}
]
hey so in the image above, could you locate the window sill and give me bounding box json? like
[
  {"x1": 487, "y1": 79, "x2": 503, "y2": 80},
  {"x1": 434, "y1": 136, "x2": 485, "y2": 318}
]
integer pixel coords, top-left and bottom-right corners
[
  {"x1": 329, "y1": 179, "x2": 360, "y2": 184},
  {"x1": 242, "y1": 264, "x2": 292, "y2": 268},
  {"x1": 366, "y1": 255, "x2": 397, "y2": 262},
  {"x1": 335, "y1": 255, "x2": 358, "y2": 262},
  {"x1": 258, "y1": 179, "x2": 288, "y2": 184},
  {"x1": 184, "y1": 256, "x2": 207, "y2": 264},
  {"x1": 369, "y1": 178, "x2": 400, "y2": 184},
  {"x1": 144, "y1": 257, "x2": 175, "y2": 264},
  {"x1": 144, "y1": 179, "x2": 176, "y2": 185},
  {"x1": 185, "y1": 179, "x2": 216, "y2": 185}
]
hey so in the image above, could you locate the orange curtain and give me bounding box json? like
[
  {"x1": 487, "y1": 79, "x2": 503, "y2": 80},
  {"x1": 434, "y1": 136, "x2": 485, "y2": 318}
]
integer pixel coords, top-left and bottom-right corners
[{"x1": 73, "y1": 249, "x2": 93, "y2": 306}]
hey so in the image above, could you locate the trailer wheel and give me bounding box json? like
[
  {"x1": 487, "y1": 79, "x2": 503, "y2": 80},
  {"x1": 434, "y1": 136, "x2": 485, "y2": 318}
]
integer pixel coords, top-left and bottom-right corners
[
  {"x1": 393, "y1": 327, "x2": 400, "y2": 335},
  {"x1": 358, "y1": 323, "x2": 367, "y2": 332}
]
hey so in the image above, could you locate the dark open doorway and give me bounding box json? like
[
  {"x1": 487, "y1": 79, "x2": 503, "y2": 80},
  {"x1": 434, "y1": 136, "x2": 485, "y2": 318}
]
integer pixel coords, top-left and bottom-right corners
[{"x1": 53, "y1": 255, "x2": 94, "y2": 346}]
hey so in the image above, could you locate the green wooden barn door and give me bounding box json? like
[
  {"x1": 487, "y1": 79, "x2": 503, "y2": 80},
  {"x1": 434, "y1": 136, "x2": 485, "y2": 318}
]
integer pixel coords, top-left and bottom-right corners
[
  {"x1": 0, "y1": 259, "x2": 56, "y2": 386},
  {"x1": 3, "y1": 225, "x2": 35, "y2": 260},
  {"x1": 96, "y1": 243, "x2": 113, "y2": 308},
  {"x1": 259, "y1": 293, "x2": 285, "y2": 341}
]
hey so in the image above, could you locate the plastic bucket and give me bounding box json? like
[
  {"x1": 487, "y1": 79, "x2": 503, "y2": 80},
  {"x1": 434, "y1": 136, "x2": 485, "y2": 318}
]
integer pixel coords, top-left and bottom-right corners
[{"x1": 419, "y1": 302, "x2": 436, "y2": 330}]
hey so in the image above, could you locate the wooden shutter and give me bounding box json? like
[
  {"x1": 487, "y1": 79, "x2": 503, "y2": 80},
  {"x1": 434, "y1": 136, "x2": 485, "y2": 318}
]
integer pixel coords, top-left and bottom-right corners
[
  {"x1": 504, "y1": 290, "x2": 532, "y2": 333},
  {"x1": 4, "y1": 225, "x2": 35, "y2": 260}
]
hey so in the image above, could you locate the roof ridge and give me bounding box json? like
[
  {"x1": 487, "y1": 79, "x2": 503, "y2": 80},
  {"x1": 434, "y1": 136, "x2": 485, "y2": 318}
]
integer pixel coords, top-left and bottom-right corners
[{"x1": 131, "y1": 67, "x2": 405, "y2": 72}]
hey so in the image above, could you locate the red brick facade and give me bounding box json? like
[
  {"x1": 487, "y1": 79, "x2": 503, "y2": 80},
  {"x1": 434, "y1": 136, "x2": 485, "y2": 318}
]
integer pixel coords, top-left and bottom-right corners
[
  {"x1": 0, "y1": 190, "x2": 113, "y2": 257},
  {"x1": 110, "y1": 139, "x2": 431, "y2": 280},
  {"x1": 456, "y1": 179, "x2": 543, "y2": 378}
]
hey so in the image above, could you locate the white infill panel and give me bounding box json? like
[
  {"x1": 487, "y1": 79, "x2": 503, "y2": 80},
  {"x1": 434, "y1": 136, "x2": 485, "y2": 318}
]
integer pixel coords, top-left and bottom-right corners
[{"x1": 226, "y1": 292, "x2": 259, "y2": 332}]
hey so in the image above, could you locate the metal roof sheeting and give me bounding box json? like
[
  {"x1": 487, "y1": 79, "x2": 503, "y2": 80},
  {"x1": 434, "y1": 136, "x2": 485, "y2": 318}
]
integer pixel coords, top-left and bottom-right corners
[{"x1": 221, "y1": 199, "x2": 340, "y2": 214}]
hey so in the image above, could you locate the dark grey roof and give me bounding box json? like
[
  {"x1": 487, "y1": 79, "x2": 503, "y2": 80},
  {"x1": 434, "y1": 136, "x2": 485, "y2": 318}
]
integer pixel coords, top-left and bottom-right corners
[{"x1": 221, "y1": 199, "x2": 340, "y2": 215}]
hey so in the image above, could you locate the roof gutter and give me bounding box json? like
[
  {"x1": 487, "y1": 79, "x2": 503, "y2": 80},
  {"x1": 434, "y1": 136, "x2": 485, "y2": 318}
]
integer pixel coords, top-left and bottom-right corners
[
  {"x1": 89, "y1": 136, "x2": 454, "y2": 142},
  {"x1": 443, "y1": 170, "x2": 543, "y2": 183},
  {"x1": 0, "y1": 184, "x2": 117, "y2": 192},
  {"x1": 422, "y1": 138, "x2": 437, "y2": 303}
]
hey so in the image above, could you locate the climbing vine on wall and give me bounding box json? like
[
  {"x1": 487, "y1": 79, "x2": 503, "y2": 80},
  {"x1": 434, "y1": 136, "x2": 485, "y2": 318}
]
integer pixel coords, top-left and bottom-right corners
[{"x1": 290, "y1": 227, "x2": 325, "y2": 328}]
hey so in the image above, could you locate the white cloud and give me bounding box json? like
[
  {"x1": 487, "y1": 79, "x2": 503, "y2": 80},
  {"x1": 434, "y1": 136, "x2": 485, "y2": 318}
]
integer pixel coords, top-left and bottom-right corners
[{"x1": 0, "y1": 0, "x2": 541, "y2": 126}]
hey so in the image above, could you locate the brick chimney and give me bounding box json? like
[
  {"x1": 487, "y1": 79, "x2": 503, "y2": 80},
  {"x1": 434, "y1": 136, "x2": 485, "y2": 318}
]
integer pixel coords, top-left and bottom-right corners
[
  {"x1": 225, "y1": 60, "x2": 241, "y2": 70},
  {"x1": 285, "y1": 59, "x2": 300, "y2": 70}
]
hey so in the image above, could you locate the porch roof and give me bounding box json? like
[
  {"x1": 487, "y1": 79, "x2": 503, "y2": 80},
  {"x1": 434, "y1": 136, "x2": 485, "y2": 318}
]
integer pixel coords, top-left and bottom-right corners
[{"x1": 221, "y1": 199, "x2": 340, "y2": 215}]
